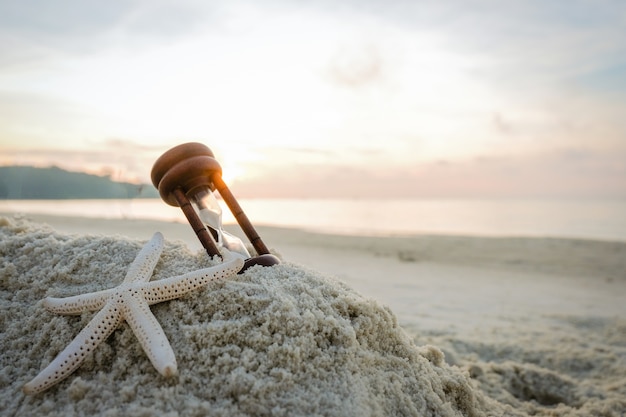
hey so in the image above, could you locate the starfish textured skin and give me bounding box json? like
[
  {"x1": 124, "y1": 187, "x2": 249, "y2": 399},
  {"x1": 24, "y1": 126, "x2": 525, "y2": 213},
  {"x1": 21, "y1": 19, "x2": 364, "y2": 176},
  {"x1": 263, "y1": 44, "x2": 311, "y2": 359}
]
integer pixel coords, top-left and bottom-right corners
[{"x1": 23, "y1": 232, "x2": 244, "y2": 395}]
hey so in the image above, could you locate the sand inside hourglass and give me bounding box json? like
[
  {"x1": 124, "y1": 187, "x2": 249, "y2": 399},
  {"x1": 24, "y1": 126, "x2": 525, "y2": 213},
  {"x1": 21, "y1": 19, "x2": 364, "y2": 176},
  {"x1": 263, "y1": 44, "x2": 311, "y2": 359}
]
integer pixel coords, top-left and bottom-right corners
[{"x1": 192, "y1": 189, "x2": 250, "y2": 258}]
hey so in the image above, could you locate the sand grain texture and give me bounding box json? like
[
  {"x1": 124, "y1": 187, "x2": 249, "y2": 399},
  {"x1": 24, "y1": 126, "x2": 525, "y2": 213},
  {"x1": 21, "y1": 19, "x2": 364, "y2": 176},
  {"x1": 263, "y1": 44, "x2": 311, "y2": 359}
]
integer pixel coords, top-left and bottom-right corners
[
  {"x1": 1, "y1": 215, "x2": 625, "y2": 416},
  {"x1": 1, "y1": 216, "x2": 503, "y2": 416}
]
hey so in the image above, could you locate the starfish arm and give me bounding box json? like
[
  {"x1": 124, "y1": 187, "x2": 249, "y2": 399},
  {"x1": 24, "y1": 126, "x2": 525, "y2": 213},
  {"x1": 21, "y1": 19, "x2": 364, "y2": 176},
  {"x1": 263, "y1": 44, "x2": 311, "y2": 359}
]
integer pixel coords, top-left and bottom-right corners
[
  {"x1": 43, "y1": 289, "x2": 115, "y2": 315},
  {"x1": 123, "y1": 294, "x2": 177, "y2": 377},
  {"x1": 123, "y1": 232, "x2": 164, "y2": 284},
  {"x1": 23, "y1": 301, "x2": 122, "y2": 395},
  {"x1": 140, "y1": 257, "x2": 244, "y2": 305}
]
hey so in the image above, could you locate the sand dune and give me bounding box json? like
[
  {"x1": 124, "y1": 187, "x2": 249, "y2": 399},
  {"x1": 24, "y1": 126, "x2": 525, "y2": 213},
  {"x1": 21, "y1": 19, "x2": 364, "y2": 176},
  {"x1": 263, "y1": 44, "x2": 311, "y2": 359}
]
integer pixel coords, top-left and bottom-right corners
[{"x1": 1, "y1": 214, "x2": 625, "y2": 416}]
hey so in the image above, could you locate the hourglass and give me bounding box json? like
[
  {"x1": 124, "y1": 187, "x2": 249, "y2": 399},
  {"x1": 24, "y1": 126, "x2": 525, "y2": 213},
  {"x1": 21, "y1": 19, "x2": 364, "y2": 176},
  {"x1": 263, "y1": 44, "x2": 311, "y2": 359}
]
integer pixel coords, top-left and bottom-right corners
[{"x1": 151, "y1": 142, "x2": 280, "y2": 271}]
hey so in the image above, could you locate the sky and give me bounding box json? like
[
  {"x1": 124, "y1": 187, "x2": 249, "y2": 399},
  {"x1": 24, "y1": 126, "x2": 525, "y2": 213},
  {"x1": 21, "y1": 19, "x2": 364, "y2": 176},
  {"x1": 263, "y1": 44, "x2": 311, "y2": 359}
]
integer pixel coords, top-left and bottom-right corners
[{"x1": 0, "y1": 0, "x2": 625, "y2": 199}]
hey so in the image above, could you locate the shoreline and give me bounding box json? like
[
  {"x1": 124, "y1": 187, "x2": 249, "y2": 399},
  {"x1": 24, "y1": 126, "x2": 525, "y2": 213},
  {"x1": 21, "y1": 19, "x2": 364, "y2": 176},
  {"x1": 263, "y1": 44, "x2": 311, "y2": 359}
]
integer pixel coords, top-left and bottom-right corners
[
  {"x1": 3, "y1": 211, "x2": 625, "y2": 334},
  {"x1": 4, "y1": 211, "x2": 625, "y2": 278},
  {"x1": 2, "y1": 197, "x2": 626, "y2": 243}
]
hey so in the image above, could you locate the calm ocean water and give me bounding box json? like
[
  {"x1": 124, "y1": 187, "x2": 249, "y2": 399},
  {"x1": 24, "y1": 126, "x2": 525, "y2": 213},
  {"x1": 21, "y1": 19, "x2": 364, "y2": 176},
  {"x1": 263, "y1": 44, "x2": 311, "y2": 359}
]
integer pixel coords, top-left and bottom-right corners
[{"x1": 1, "y1": 198, "x2": 625, "y2": 242}]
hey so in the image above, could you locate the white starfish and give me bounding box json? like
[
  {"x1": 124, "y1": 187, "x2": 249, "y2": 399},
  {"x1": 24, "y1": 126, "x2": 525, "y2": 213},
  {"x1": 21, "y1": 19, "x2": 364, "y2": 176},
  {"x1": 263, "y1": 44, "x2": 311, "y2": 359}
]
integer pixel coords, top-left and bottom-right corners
[{"x1": 23, "y1": 232, "x2": 244, "y2": 395}]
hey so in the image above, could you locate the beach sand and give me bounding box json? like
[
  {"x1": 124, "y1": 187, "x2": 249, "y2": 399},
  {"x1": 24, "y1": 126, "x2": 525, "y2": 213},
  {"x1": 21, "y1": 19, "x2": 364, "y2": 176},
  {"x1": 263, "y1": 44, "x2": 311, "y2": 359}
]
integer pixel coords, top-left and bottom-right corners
[{"x1": 1, "y1": 213, "x2": 625, "y2": 416}]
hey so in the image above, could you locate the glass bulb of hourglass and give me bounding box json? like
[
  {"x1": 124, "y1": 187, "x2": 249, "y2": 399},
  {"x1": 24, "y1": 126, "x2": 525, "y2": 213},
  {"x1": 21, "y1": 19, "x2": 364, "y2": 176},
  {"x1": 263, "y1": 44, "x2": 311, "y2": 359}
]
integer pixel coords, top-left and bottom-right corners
[{"x1": 190, "y1": 188, "x2": 250, "y2": 258}]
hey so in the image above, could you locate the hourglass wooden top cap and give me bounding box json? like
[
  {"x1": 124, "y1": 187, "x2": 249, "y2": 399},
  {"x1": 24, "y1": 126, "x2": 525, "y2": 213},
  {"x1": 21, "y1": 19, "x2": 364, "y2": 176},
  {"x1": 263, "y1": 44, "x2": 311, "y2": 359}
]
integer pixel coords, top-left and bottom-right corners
[{"x1": 151, "y1": 142, "x2": 222, "y2": 207}]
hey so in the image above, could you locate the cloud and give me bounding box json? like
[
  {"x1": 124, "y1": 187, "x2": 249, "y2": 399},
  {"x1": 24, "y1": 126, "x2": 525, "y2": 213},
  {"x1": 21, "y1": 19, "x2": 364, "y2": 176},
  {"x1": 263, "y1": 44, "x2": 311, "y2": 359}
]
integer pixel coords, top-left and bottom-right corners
[
  {"x1": 230, "y1": 147, "x2": 626, "y2": 199},
  {"x1": 431, "y1": 148, "x2": 626, "y2": 198},
  {"x1": 308, "y1": 0, "x2": 626, "y2": 93},
  {"x1": 0, "y1": 0, "x2": 129, "y2": 37},
  {"x1": 2, "y1": 138, "x2": 624, "y2": 199},
  {"x1": 1, "y1": 0, "x2": 624, "y2": 201},
  {"x1": 326, "y1": 44, "x2": 384, "y2": 88},
  {"x1": 0, "y1": 91, "x2": 94, "y2": 145},
  {"x1": 441, "y1": 1, "x2": 626, "y2": 91},
  {"x1": 0, "y1": 0, "x2": 218, "y2": 70},
  {"x1": 122, "y1": 1, "x2": 219, "y2": 38},
  {"x1": 0, "y1": 1, "x2": 129, "y2": 68},
  {"x1": 0, "y1": 0, "x2": 219, "y2": 41},
  {"x1": 492, "y1": 112, "x2": 514, "y2": 135},
  {"x1": 0, "y1": 138, "x2": 169, "y2": 183}
]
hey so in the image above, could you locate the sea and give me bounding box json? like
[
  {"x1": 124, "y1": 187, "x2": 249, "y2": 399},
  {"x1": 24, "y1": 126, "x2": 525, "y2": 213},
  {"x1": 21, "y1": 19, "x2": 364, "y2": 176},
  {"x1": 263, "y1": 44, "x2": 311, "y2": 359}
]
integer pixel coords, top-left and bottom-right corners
[{"x1": 1, "y1": 198, "x2": 625, "y2": 242}]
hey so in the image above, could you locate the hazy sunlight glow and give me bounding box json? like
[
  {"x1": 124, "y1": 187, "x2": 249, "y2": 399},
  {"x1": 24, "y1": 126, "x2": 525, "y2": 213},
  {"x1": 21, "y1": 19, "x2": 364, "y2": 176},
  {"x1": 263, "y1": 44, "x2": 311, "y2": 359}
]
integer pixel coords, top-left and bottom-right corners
[{"x1": 0, "y1": 1, "x2": 624, "y2": 198}]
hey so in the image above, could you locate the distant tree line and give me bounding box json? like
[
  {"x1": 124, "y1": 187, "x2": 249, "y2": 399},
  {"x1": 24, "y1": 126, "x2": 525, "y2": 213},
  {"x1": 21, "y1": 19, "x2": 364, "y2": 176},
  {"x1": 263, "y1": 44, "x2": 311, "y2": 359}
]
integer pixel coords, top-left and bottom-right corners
[{"x1": 0, "y1": 166, "x2": 160, "y2": 199}]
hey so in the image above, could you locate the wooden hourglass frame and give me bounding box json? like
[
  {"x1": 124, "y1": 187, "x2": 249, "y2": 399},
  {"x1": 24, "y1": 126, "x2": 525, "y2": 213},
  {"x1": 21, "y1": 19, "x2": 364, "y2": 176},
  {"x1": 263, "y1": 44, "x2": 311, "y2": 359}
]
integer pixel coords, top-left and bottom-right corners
[{"x1": 151, "y1": 142, "x2": 280, "y2": 271}]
